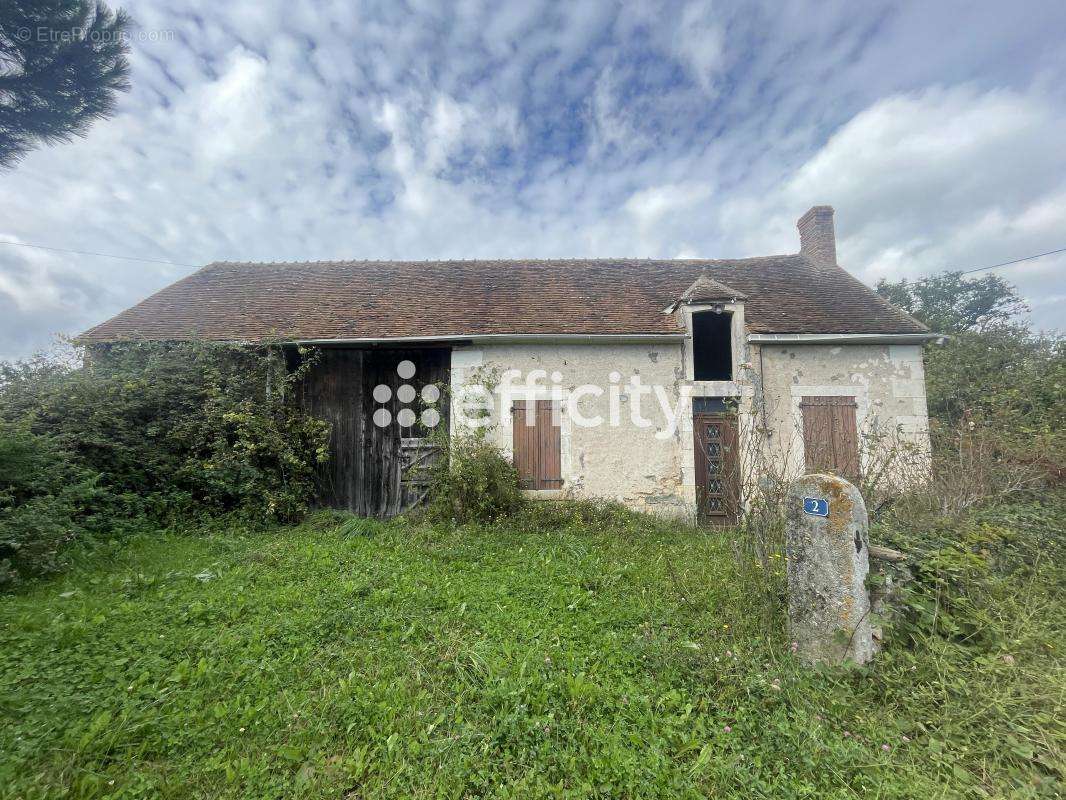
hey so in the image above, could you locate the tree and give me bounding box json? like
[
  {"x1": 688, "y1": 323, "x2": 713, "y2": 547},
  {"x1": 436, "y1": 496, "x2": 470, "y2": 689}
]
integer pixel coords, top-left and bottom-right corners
[
  {"x1": 878, "y1": 271, "x2": 1063, "y2": 462},
  {"x1": 923, "y1": 325, "x2": 1064, "y2": 432},
  {"x1": 876, "y1": 271, "x2": 1028, "y2": 334},
  {"x1": 0, "y1": 1, "x2": 130, "y2": 168}
]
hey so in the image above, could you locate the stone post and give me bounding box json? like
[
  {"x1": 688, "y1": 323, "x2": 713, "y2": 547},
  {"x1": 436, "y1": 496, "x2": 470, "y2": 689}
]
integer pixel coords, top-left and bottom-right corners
[{"x1": 785, "y1": 473, "x2": 874, "y2": 666}]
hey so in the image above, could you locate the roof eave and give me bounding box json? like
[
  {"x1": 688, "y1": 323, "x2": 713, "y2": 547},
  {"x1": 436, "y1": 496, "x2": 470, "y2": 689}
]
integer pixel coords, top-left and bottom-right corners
[
  {"x1": 292, "y1": 333, "x2": 689, "y2": 345},
  {"x1": 747, "y1": 332, "x2": 944, "y2": 345}
]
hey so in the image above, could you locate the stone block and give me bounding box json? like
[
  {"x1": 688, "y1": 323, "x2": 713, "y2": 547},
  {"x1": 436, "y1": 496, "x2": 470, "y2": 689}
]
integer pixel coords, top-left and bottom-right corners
[{"x1": 785, "y1": 473, "x2": 874, "y2": 665}]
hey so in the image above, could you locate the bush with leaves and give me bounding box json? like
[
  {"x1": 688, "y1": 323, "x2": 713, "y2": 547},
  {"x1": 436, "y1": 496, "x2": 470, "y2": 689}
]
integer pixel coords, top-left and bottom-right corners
[
  {"x1": 0, "y1": 341, "x2": 330, "y2": 524},
  {"x1": 874, "y1": 491, "x2": 1064, "y2": 649},
  {"x1": 925, "y1": 327, "x2": 1064, "y2": 438},
  {"x1": 877, "y1": 271, "x2": 1065, "y2": 474},
  {"x1": 427, "y1": 433, "x2": 525, "y2": 525},
  {"x1": 0, "y1": 419, "x2": 102, "y2": 585}
]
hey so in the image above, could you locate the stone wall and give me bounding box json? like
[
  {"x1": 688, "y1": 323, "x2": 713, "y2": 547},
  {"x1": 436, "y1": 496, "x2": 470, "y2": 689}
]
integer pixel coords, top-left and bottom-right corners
[
  {"x1": 449, "y1": 342, "x2": 693, "y2": 516},
  {"x1": 447, "y1": 339, "x2": 932, "y2": 516},
  {"x1": 755, "y1": 343, "x2": 931, "y2": 485}
]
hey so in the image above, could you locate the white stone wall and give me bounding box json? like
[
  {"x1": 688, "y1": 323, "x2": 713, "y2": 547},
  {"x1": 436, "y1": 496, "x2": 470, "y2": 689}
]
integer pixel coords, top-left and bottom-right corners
[
  {"x1": 449, "y1": 342, "x2": 694, "y2": 516},
  {"x1": 447, "y1": 340, "x2": 932, "y2": 516},
  {"x1": 755, "y1": 343, "x2": 931, "y2": 485}
]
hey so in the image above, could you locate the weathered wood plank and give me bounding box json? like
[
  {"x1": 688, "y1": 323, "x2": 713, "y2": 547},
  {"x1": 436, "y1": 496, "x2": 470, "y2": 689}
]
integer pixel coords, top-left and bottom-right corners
[{"x1": 301, "y1": 347, "x2": 449, "y2": 517}]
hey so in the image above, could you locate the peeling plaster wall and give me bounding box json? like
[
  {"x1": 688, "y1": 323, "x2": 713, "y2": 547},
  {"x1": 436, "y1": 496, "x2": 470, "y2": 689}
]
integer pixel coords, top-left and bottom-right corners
[
  {"x1": 755, "y1": 343, "x2": 931, "y2": 481},
  {"x1": 449, "y1": 343, "x2": 694, "y2": 517},
  {"x1": 447, "y1": 341, "x2": 931, "y2": 517}
]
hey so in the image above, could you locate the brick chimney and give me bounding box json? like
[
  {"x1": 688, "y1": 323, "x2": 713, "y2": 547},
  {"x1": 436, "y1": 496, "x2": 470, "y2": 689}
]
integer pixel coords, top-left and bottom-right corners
[{"x1": 797, "y1": 205, "x2": 836, "y2": 266}]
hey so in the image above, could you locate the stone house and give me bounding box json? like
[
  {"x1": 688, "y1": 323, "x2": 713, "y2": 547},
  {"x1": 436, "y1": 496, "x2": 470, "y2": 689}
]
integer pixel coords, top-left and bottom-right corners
[{"x1": 80, "y1": 206, "x2": 935, "y2": 521}]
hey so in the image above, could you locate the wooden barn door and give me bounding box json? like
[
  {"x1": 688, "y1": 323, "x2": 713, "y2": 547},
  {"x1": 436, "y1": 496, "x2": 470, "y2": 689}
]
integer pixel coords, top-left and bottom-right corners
[
  {"x1": 300, "y1": 348, "x2": 366, "y2": 513},
  {"x1": 301, "y1": 347, "x2": 449, "y2": 517},
  {"x1": 800, "y1": 396, "x2": 860, "y2": 482},
  {"x1": 360, "y1": 349, "x2": 449, "y2": 517},
  {"x1": 693, "y1": 413, "x2": 739, "y2": 523},
  {"x1": 511, "y1": 400, "x2": 562, "y2": 490}
]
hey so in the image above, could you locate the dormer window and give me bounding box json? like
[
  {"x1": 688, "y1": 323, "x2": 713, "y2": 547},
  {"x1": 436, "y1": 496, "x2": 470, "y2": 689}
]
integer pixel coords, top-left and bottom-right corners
[
  {"x1": 675, "y1": 274, "x2": 746, "y2": 383},
  {"x1": 693, "y1": 310, "x2": 733, "y2": 380}
]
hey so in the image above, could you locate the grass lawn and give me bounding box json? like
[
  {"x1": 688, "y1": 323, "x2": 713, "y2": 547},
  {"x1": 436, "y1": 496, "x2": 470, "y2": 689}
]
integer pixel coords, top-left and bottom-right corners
[{"x1": 0, "y1": 500, "x2": 1063, "y2": 798}]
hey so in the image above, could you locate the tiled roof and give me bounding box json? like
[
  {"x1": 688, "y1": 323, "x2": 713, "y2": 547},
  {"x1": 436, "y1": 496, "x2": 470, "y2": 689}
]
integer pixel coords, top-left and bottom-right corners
[
  {"x1": 79, "y1": 254, "x2": 927, "y2": 342},
  {"x1": 680, "y1": 274, "x2": 748, "y2": 302}
]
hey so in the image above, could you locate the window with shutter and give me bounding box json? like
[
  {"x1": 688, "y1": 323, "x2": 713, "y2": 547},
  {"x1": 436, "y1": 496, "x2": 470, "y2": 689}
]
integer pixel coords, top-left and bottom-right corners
[
  {"x1": 800, "y1": 396, "x2": 860, "y2": 482},
  {"x1": 511, "y1": 400, "x2": 562, "y2": 490}
]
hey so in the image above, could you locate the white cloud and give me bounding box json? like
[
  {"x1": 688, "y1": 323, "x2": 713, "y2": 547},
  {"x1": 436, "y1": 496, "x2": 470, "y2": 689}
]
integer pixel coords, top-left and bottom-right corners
[
  {"x1": 674, "y1": 1, "x2": 727, "y2": 94},
  {"x1": 1, "y1": 0, "x2": 1064, "y2": 359},
  {"x1": 625, "y1": 183, "x2": 714, "y2": 227},
  {"x1": 192, "y1": 49, "x2": 273, "y2": 163},
  {"x1": 720, "y1": 84, "x2": 1066, "y2": 330}
]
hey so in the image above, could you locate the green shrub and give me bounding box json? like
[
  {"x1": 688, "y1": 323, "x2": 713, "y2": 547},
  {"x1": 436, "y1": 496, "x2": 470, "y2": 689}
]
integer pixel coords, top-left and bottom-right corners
[
  {"x1": 877, "y1": 271, "x2": 1065, "y2": 474},
  {"x1": 0, "y1": 496, "x2": 80, "y2": 585},
  {"x1": 0, "y1": 342, "x2": 330, "y2": 525},
  {"x1": 0, "y1": 420, "x2": 101, "y2": 585},
  {"x1": 875, "y1": 491, "x2": 1065, "y2": 647},
  {"x1": 427, "y1": 434, "x2": 525, "y2": 524}
]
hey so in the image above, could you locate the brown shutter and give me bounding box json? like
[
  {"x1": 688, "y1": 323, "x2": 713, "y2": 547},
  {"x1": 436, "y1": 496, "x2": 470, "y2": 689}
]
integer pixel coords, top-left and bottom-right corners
[
  {"x1": 801, "y1": 399, "x2": 833, "y2": 474},
  {"x1": 511, "y1": 400, "x2": 537, "y2": 489},
  {"x1": 831, "y1": 400, "x2": 860, "y2": 481},
  {"x1": 511, "y1": 400, "x2": 562, "y2": 489},
  {"x1": 800, "y1": 396, "x2": 859, "y2": 482},
  {"x1": 536, "y1": 400, "x2": 562, "y2": 488}
]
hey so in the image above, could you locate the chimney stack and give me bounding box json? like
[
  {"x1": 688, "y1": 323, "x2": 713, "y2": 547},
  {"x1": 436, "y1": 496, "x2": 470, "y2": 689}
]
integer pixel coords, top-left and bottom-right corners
[{"x1": 797, "y1": 205, "x2": 836, "y2": 266}]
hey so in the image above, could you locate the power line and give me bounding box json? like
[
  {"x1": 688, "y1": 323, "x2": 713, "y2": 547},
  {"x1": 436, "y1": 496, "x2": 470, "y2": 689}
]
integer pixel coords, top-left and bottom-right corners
[
  {"x1": 0, "y1": 239, "x2": 199, "y2": 268},
  {"x1": 957, "y1": 247, "x2": 1066, "y2": 275}
]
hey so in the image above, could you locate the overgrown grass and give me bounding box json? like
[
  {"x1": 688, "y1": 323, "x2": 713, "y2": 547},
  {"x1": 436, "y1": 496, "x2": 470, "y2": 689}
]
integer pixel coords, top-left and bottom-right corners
[{"x1": 0, "y1": 496, "x2": 1062, "y2": 798}]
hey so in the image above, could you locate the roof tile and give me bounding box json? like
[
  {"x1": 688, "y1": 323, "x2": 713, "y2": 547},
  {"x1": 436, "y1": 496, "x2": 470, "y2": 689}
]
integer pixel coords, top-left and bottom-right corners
[
  {"x1": 680, "y1": 274, "x2": 748, "y2": 302},
  {"x1": 79, "y1": 255, "x2": 927, "y2": 342}
]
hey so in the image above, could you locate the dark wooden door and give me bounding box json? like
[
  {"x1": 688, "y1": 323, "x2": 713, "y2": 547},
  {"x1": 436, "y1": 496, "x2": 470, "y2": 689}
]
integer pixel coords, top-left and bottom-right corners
[
  {"x1": 693, "y1": 413, "x2": 739, "y2": 523},
  {"x1": 360, "y1": 348, "x2": 450, "y2": 517},
  {"x1": 512, "y1": 400, "x2": 562, "y2": 490},
  {"x1": 300, "y1": 348, "x2": 366, "y2": 513},
  {"x1": 301, "y1": 347, "x2": 449, "y2": 517},
  {"x1": 800, "y1": 396, "x2": 860, "y2": 482}
]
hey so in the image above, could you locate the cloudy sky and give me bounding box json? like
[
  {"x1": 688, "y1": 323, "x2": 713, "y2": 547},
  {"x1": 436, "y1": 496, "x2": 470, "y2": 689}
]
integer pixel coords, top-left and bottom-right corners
[{"x1": 2, "y1": 0, "x2": 1064, "y2": 359}]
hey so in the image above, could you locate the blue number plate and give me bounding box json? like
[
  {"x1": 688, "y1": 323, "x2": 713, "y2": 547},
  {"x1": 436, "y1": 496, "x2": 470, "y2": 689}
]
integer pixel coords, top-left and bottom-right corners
[{"x1": 803, "y1": 497, "x2": 829, "y2": 517}]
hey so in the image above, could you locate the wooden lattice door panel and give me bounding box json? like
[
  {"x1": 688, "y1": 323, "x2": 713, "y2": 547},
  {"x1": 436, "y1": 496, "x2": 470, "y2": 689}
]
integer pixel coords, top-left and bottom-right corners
[
  {"x1": 398, "y1": 437, "x2": 442, "y2": 514},
  {"x1": 800, "y1": 396, "x2": 860, "y2": 482},
  {"x1": 693, "y1": 413, "x2": 739, "y2": 522},
  {"x1": 511, "y1": 400, "x2": 562, "y2": 490}
]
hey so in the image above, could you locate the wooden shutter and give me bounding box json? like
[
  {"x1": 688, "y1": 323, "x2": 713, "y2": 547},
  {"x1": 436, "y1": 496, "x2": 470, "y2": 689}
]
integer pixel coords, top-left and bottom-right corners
[
  {"x1": 511, "y1": 400, "x2": 537, "y2": 489},
  {"x1": 800, "y1": 396, "x2": 859, "y2": 481},
  {"x1": 512, "y1": 400, "x2": 562, "y2": 489}
]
